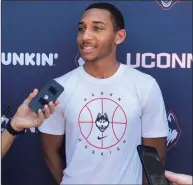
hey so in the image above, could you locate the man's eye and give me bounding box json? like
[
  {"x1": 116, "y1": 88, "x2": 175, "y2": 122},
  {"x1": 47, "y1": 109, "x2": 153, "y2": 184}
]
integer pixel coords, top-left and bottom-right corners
[
  {"x1": 78, "y1": 27, "x2": 85, "y2": 32},
  {"x1": 93, "y1": 26, "x2": 104, "y2": 31}
]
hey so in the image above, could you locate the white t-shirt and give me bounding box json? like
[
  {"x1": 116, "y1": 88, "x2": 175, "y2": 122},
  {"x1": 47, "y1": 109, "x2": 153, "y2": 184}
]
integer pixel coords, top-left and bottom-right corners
[{"x1": 38, "y1": 63, "x2": 168, "y2": 184}]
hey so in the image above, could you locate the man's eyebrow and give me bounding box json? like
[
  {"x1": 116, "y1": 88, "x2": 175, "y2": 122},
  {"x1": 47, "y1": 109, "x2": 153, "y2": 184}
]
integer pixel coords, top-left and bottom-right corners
[
  {"x1": 78, "y1": 21, "x2": 107, "y2": 26},
  {"x1": 92, "y1": 21, "x2": 107, "y2": 26}
]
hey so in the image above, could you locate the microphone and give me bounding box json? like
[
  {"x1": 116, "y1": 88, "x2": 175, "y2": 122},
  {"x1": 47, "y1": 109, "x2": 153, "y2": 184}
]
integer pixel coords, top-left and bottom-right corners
[{"x1": 1, "y1": 105, "x2": 11, "y2": 122}]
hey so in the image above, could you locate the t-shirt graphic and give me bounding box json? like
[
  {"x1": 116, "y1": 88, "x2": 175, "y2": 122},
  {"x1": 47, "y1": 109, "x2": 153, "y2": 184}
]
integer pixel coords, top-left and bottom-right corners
[{"x1": 78, "y1": 96, "x2": 127, "y2": 152}]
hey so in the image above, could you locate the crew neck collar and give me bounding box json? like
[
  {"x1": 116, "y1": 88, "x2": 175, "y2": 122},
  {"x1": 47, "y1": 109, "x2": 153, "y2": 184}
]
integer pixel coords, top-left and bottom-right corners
[{"x1": 79, "y1": 63, "x2": 126, "y2": 84}]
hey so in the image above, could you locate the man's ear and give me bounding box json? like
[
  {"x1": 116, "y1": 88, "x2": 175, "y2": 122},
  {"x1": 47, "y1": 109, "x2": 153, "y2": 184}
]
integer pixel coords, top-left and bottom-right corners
[{"x1": 115, "y1": 29, "x2": 126, "y2": 45}]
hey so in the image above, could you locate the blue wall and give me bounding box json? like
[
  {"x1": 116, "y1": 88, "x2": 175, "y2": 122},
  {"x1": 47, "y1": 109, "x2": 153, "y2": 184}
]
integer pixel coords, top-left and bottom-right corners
[{"x1": 1, "y1": 1, "x2": 192, "y2": 185}]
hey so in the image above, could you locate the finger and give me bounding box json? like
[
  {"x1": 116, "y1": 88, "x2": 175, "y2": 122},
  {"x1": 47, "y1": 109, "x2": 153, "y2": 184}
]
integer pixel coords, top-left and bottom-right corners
[
  {"x1": 49, "y1": 101, "x2": 55, "y2": 114},
  {"x1": 32, "y1": 109, "x2": 44, "y2": 127},
  {"x1": 24, "y1": 89, "x2": 39, "y2": 104},
  {"x1": 165, "y1": 171, "x2": 192, "y2": 185},
  {"x1": 165, "y1": 171, "x2": 178, "y2": 184},
  {"x1": 175, "y1": 174, "x2": 192, "y2": 185},
  {"x1": 54, "y1": 100, "x2": 60, "y2": 106},
  {"x1": 44, "y1": 104, "x2": 50, "y2": 119},
  {"x1": 36, "y1": 109, "x2": 45, "y2": 126}
]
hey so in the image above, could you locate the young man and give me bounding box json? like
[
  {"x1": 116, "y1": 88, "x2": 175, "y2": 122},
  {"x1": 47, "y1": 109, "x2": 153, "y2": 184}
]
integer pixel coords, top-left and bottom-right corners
[{"x1": 38, "y1": 3, "x2": 169, "y2": 184}]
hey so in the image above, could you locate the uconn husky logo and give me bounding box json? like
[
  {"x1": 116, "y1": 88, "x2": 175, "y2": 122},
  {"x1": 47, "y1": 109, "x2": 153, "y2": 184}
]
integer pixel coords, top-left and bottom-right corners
[
  {"x1": 155, "y1": 0, "x2": 181, "y2": 10},
  {"x1": 95, "y1": 113, "x2": 110, "y2": 132},
  {"x1": 167, "y1": 110, "x2": 181, "y2": 150}
]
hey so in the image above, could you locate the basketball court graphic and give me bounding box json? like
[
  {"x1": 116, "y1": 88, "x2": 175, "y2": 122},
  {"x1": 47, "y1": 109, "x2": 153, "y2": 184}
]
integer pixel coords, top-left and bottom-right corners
[{"x1": 78, "y1": 98, "x2": 127, "y2": 150}]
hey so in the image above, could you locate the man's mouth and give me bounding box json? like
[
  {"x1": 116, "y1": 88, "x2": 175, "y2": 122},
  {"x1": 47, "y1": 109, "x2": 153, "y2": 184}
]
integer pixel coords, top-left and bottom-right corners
[{"x1": 81, "y1": 45, "x2": 96, "y2": 54}]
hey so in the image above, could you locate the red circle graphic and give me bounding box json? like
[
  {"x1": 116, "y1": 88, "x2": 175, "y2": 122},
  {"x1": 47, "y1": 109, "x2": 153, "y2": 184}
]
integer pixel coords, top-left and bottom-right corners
[{"x1": 78, "y1": 98, "x2": 127, "y2": 149}]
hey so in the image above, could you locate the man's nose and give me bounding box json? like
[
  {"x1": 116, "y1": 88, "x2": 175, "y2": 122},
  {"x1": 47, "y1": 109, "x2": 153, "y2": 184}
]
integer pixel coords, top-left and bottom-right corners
[{"x1": 82, "y1": 30, "x2": 93, "y2": 41}]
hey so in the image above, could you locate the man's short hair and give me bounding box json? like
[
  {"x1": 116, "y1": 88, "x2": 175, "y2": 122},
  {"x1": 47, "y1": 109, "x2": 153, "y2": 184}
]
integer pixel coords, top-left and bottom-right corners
[{"x1": 85, "y1": 2, "x2": 125, "y2": 30}]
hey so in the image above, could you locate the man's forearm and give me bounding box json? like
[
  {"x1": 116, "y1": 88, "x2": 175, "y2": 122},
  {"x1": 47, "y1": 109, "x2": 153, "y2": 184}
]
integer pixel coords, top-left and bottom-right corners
[
  {"x1": 44, "y1": 152, "x2": 64, "y2": 184},
  {"x1": 1, "y1": 129, "x2": 16, "y2": 158},
  {"x1": 142, "y1": 137, "x2": 167, "y2": 185},
  {"x1": 142, "y1": 172, "x2": 148, "y2": 185}
]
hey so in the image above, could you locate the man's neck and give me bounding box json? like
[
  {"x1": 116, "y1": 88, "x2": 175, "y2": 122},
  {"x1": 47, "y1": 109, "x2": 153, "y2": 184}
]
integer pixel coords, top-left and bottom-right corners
[{"x1": 84, "y1": 58, "x2": 120, "y2": 79}]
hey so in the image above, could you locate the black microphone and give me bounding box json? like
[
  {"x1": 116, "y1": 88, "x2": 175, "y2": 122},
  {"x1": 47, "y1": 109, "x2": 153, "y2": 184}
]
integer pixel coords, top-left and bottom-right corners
[{"x1": 1, "y1": 105, "x2": 11, "y2": 122}]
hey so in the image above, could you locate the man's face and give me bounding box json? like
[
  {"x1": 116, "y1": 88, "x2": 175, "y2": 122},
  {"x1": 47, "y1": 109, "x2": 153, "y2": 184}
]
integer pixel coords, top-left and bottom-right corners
[{"x1": 77, "y1": 8, "x2": 117, "y2": 62}]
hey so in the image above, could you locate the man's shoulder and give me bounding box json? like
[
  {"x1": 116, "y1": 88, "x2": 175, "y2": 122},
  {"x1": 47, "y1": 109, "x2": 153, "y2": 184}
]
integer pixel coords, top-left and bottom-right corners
[
  {"x1": 122, "y1": 64, "x2": 161, "y2": 104},
  {"x1": 123, "y1": 64, "x2": 155, "y2": 85}
]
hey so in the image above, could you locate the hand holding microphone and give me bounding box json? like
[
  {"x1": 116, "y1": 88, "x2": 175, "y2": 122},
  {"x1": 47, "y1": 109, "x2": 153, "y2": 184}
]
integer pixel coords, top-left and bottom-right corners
[
  {"x1": 10, "y1": 88, "x2": 60, "y2": 132},
  {"x1": 1, "y1": 79, "x2": 63, "y2": 158}
]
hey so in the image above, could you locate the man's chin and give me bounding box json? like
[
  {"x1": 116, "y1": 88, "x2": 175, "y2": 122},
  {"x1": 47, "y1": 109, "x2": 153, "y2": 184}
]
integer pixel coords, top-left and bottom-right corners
[{"x1": 83, "y1": 57, "x2": 98, "y2": 63}]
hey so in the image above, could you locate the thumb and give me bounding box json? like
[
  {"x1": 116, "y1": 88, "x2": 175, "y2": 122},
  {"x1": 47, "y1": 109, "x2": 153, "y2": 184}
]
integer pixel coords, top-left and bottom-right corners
[
  {"x1": 24, "y1": 89, "x2": 38, "y2": 104},
  {"x1": 165, "y1": 171, "x2": 192, "y2": 185}
]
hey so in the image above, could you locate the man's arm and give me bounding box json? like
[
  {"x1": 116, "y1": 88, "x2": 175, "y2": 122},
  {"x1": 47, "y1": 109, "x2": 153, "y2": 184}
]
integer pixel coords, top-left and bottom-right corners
[
  {"x1": 41, "y1": 133, "x2": 64, "y2": 184},
  {"x1": 142, "y1": 137, "x2": 167, "y2": 185},
  {"x1": 140, "y1": 79, "x2": 168, "y2": 185},
  {"x1": 143, "y1": 137, "x2": 167, "y2": 163}
]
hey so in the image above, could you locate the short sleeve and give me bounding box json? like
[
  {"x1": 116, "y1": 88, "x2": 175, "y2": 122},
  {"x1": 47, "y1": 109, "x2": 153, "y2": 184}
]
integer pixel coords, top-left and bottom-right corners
[
  {"x1": 38, "y1": 81, "x2": 66, "y2": 135},
  {"x1": 38, "y1": 104, "x2": 65, "y2": 135},
  {"x1": 141, "y1": 80, "x2": 169, "y2": 138}
]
